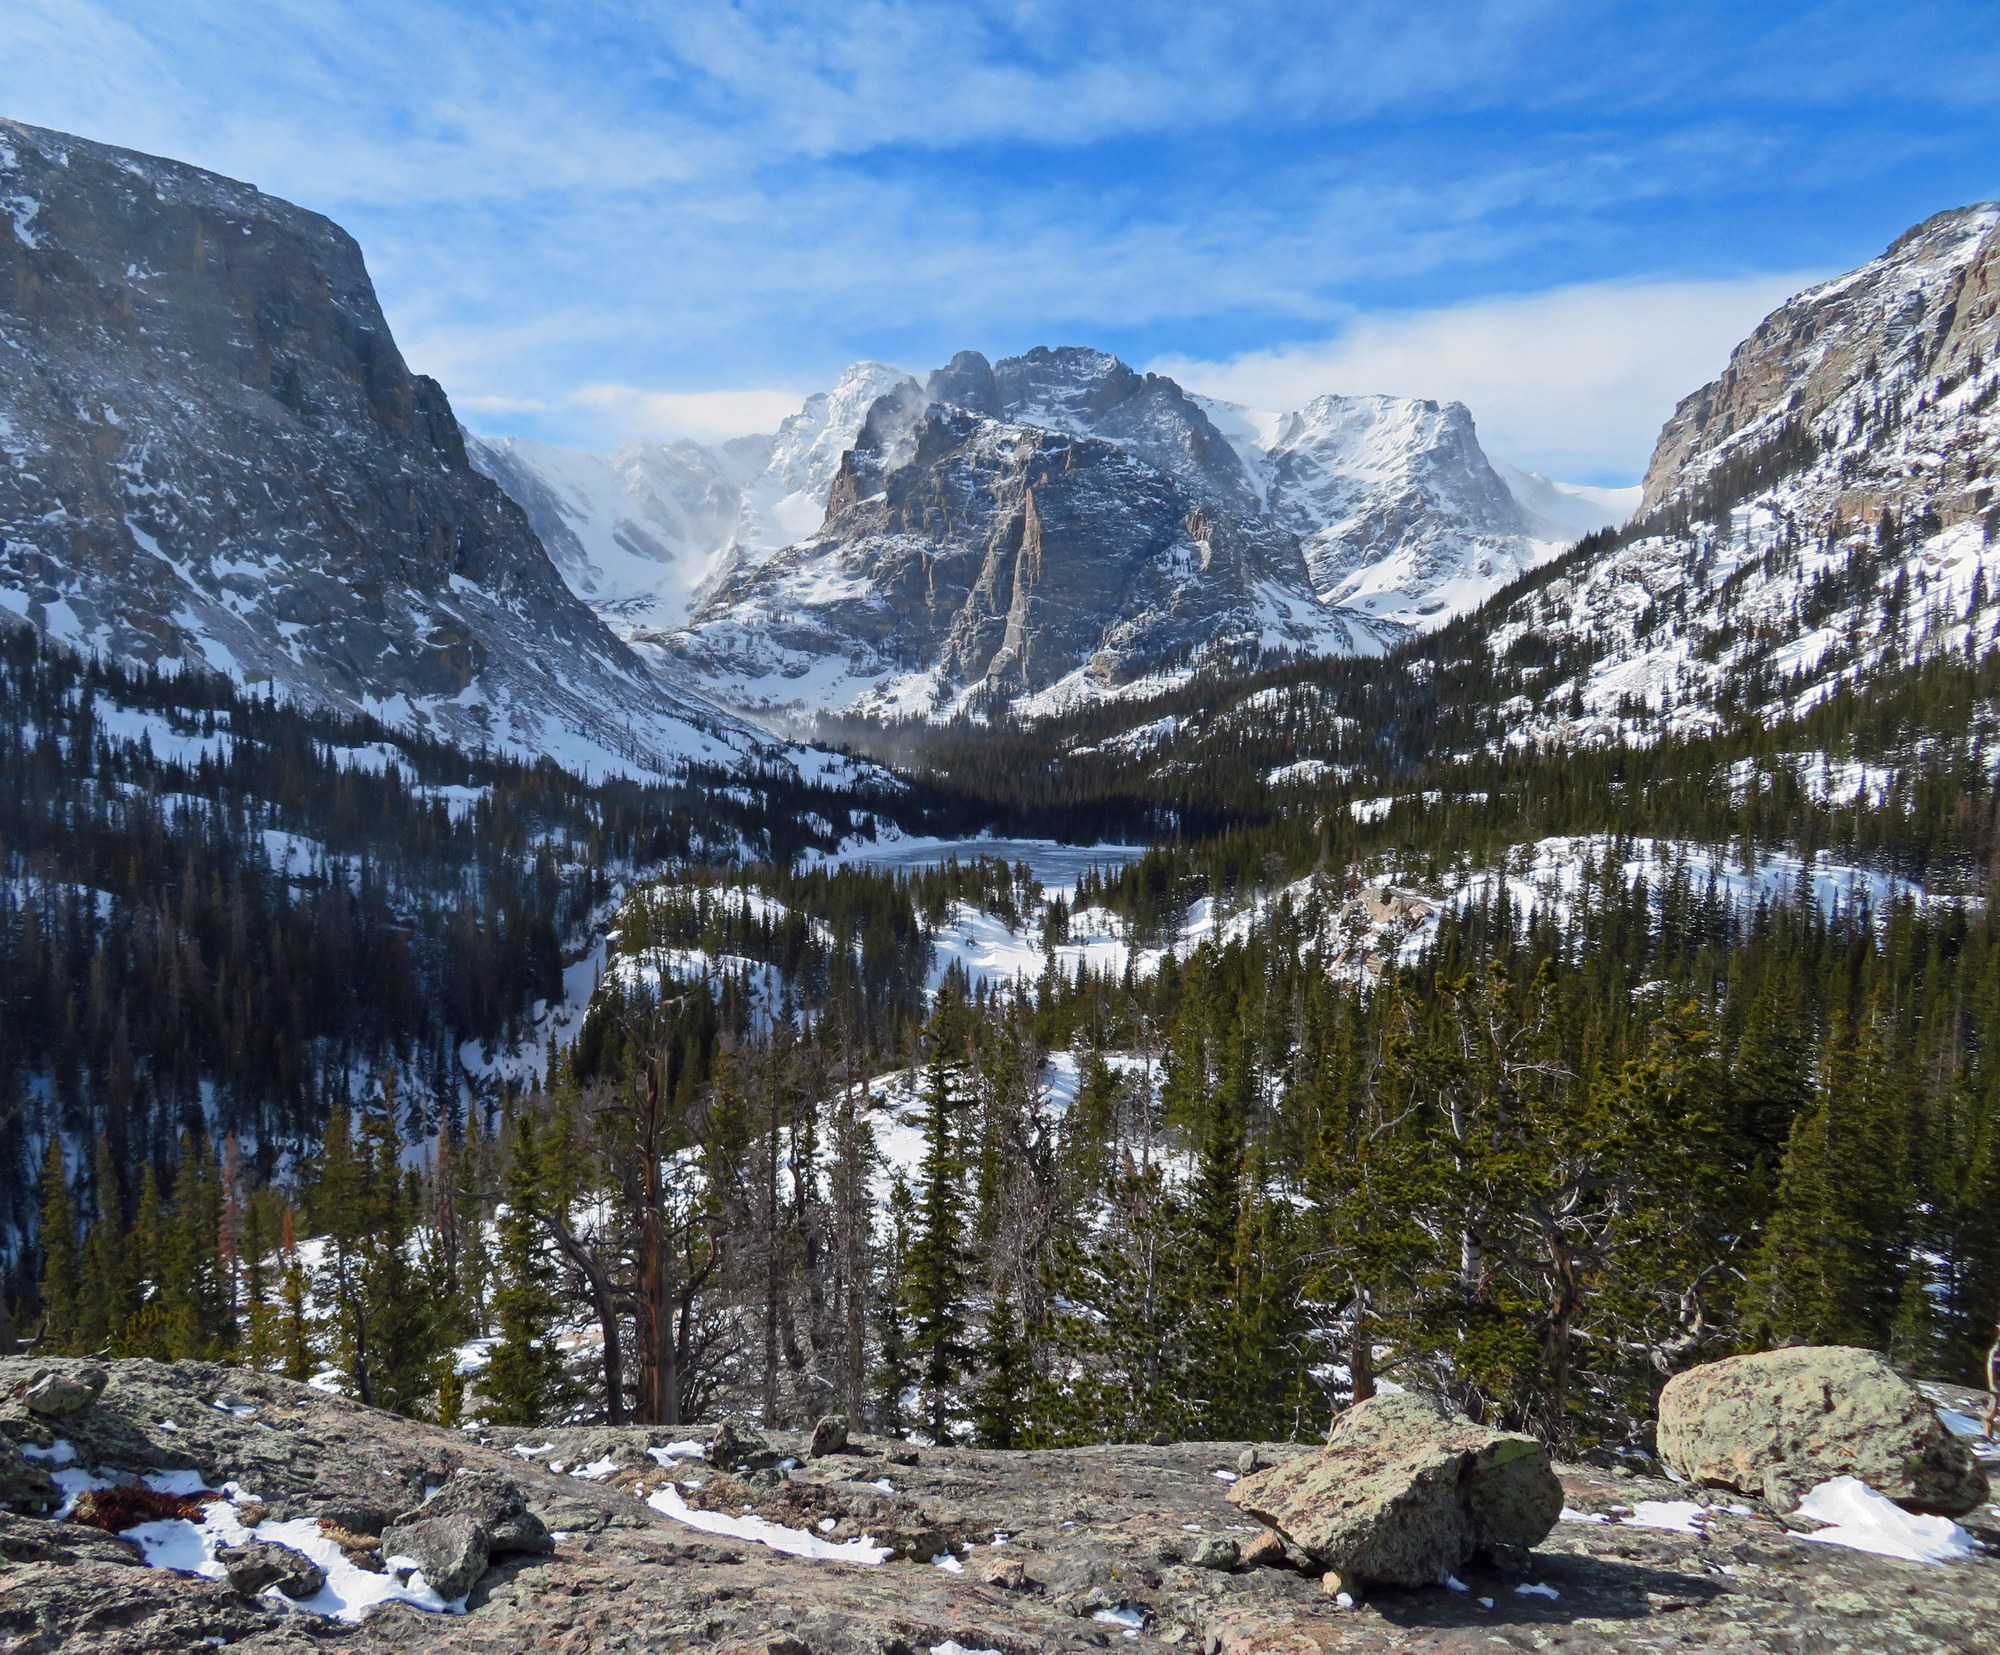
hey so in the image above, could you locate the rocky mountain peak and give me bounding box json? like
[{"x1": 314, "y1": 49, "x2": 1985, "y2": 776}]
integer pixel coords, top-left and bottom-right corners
[
  {"x1": 0, "y1": 118, "x2": 759, "y2": 775},
  {"x1": 984, "y1": 345, "x2": 1263, "y2": 517},
  {"x1": 1487, "y1": 199, "x2": 2000, "y2": 752},
  {"x1": 1641, "y1": 201, "x2": 2000, "y2": 522},
  {"x1": 924, "y1": 347, "x2": 1002, "y2": 415}
]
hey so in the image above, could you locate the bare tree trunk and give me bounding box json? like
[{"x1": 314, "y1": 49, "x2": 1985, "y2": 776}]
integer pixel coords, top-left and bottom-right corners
[
  {"x1": 633, "y1": 1061, "x2": 678, "y2": 1426},
  {"x1": 1349, "y1": 1287, "x2": 1376, "y2": 1406},
  {"x1": 761, "y1": 1046, "x2": 783, "y2": 1426},
  {"x1": 542, "y1": 1211, "x2": 625, "y2": 1425},
  {"x1": 1985, "y1": 1320, "x2": 1999, "y2": 1438},
  {"x1": 836, "y1": 1079, "x2": 870, "y2": 1422}
]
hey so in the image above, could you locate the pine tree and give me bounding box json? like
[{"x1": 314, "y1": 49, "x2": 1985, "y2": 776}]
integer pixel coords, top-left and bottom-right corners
[
  {"x1": 119, "y1": 1165, "x2": 172, "y2": 1359},
  {"x1": 483, "y1": 1112, "x2": 569, "y2": 1426},
  {"x1": 276, "y1": 1208, "x2": 315, "y2": 1382},
  {"x1": 874, "y1": 1176, "x2": 917, "y2": 1436},
  {"x1": 1747, "y1": 1012, "x2": 1908, "y2": 1347},
  {"x1": 353, "y1": 1102, "x2": 449, "y2": 1417},
  {"x1": 76, "y1": 1138, "x2": 132, "y2": 1353},
  {"x1": 972, "y1": 1282, "x2": 1029, "y2": 1448},
  {"x1": 34, "y1": 1142, "x2": 79, "y2": 1353},
  {"x1": 902, "y1": 1042, "x2": 971, "y2": 1444}
]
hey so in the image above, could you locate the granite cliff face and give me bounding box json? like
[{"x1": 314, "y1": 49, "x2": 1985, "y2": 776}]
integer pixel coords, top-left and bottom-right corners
[
  {"x1": 1640, "y1": 203, "x2": 2000, "y2": 527},
  {"x1": 477, "y1": 348, "x2": 1623, "y2": 722},
  {"x1": 667, "y1": 390, "x2": 1386, "y2": 721},
  {"x1": 0, "y1": 119, "x2": 757, "y2": 776},
  {"x1": 1486, "y1": 202, "x2": 2000, "y2": 751}
]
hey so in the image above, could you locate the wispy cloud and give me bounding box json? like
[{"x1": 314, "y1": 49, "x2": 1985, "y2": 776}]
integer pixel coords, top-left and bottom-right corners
[
  {"x1": 1153, "y1": 275, "x2": 1820, "y2": 482},
  {"x1": 456, "y1": 384, "x2": 812, "y2": 449},
  {"x1": 2, "y1": 2, "x2": 1991, "y2": 457}
]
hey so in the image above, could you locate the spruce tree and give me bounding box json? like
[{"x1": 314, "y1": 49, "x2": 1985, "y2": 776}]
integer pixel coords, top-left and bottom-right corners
[
  {"x1": 34, "y1": 1142, "x2": 79, "y2": 1353},
  {"x1": 1747, "y1": 1012, "x2": 1908, "y2": 1347},
  {"x1": 483, "y1": 1113, "x2": 569, "y2": 1426},
  {"x1": 972, "y1": 1282, "x2": 1029, "y2": 1448},
  {"x1": 77, "y1": 1138, "x2": 132, "y2": 1353},
  {"x1": 902, "y1": 1043, "x2": 971, "y2": 1444},
  {"x1": 276, "y1": 1207, "x2": 315, "y2": 1382},
  {"x1": 874, "y1": 1176, "x2": 917, "y2": 1436}
]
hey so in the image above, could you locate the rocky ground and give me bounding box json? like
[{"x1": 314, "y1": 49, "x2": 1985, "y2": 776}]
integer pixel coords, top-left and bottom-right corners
[{"x1": 1, "y1": 1358, "x2": 1996, "y2": 1653}]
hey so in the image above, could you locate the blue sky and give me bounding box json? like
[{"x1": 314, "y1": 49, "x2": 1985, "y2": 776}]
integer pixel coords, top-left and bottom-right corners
[{"x1": 4, "y1": 2, "x2": 1996, "y2": 482}]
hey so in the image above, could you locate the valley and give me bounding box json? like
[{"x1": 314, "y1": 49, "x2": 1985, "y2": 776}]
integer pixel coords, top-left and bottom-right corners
[{"x1": 2, "y1": 105, "x2": 1999, "y2": 1653}]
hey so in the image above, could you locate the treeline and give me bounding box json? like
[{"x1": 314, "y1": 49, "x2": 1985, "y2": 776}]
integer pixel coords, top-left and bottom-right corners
[
  {"x1": 34, "y1": 854, "x2": 1998, "y2": 1451},
  {"x1": 0, "y1": 627, "x2": 901, "y2": 1300},
  {"x1": 832, "y1": 494, "x2": 1995, "y2": 880}
]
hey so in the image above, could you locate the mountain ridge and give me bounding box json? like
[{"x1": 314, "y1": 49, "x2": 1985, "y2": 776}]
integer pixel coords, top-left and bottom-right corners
[
  {"x1": 471, "y1": 347, "x2": 1628, "y2": 720},
  {"x1": 0, "y1": 117, "x2": 781, "y2": 780}
]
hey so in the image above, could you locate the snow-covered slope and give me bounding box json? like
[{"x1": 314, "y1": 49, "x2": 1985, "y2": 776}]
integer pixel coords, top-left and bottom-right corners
[
  {"x1": 1262, "y1": 393, "x2": 1561, "y2": 625},
  {"x1": 734, "y1": 361, "x2": 921, "y2": 556},
  {"x1": 464, "y1": 433, "x2": 768, "y2": 633},
  {"x1": 0, "y1": 118, "x2": 787, "y2": 780},
  {"x1": 1488, "y1": 459, "x2": 1641, "y2": 543},
  {"x1": 467, "y1": 362, "x2": 918, "y2": 645},
  {"x1": 1487, "y1": 202, "x2": 2000, "y2": 749}
]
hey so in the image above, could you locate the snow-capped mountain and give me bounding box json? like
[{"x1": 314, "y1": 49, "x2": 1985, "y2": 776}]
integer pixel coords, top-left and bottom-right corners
[
  {"x1": 476, "y1": 347, "x2": 1627, "y2": 721},
  {"x1": 0, "y1": 119, "x2": 779, "y2": 778},
  {"x1": 668, "y1": 393, "x2": 1388, "y2": 721},
  {"x1": 1260, "y1": 393, "x2": 1560, "y2": 625},
  {"x1": 465, "y1": 361, "x2": 918, "y2": 639},
  {"x1": 1485, "y1": 201, "x2": 2000, "y2": 751}
]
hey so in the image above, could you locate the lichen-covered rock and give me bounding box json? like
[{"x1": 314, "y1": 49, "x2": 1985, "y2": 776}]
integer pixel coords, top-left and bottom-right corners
[
  {"x1": 381, "y1": 1510, "x2": 490, "y2": 1601},
  {"x1": 1657, "y1": 1345, "x2": 1990, "y2": 1515},
  {"x1": 0, "y1": 1453, "x2": 59, "y2": 1515},
  {"x1": 1228, "y1": 1392, "x2": 1561, "y2": 1587},
  {"x1": 0, "y1": 1510, "x2": 143, "y2": 1565},
  {"x1": 216, "y1": 1540, "x2": 327, "y2": 1600},
  {"x1": 22, "y1": 1366, "x2": 108, "y2": 1417},
  {"x1": 808, "y1": 1414, "x2": 849, "y2": 1458},
  {"x1": 707, "y1": 1417, "x2": 777, "y2": 1471},
  {"x1": 1190, "y1": 1535, "x2": 1240, "y2": 1571},
  {"x1": 418, "y1": 1471, "x2": 552, "y2": 1556}
]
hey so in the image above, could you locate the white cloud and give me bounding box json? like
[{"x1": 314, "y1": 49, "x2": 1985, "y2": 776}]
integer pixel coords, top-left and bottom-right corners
[
  {"x1": 1150, "y1": 273, "x2": 1820, "y2": 483},
  {"x1": 455, "y1": 383, "x2": 808, "y2": 448},
  {"x1": 565, "y1": 384, "x2": 810, "y2": 446}
]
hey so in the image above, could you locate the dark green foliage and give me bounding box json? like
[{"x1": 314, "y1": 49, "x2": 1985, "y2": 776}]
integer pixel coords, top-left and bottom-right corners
[
  {"x1": 483, "y1": 1113, "x2": 570, "y2": 1427},
  {"x1": 902, "y1": 1035, "x2": 973, "y2": 1444}
]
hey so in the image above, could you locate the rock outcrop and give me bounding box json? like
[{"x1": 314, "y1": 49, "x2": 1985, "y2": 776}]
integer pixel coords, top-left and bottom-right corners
[
  {"x1": 0, "y1": 118, "x2": 763, "y2": 777},
  {"x1": 2, "y1": 1357, "x2": 1996, "y2": 1652},
  {"x1": 1484, "y1": 201, "x2": 2000, "y2": 753},
  {"x1": 670, "y1": 399, "x2": 1387, "y2": 719},
  {"x1": 1227, "y1": 1391, "x2": 1563, "y2": 1588},
  {"x1": 1658, "y1": 1345, "x2": 1992, "y2": 1516}
]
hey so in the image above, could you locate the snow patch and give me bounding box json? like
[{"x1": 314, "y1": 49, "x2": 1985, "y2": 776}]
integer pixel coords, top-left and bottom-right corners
[{"x1": 1794, "y1": 1476, "x2": 1978, "y2": 1565}]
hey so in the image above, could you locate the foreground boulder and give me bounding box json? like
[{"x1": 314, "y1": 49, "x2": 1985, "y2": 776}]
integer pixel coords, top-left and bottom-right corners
[
  {"x1": 215, "y1": 1540, "x2": 326, "y2": 1600},
  {"x1": 22, "y1": 1366, "x2": 107, "y2": 1418},
  {"x1": 1657, "y1": 1345, "x2": 1989, "y2": 1516},
  {"x1": 1227, "y1": 1392, "x2": 1561, "y2": 1588},
  {"x1": 382, "y1": 1510, "x2": 489, "y2": 1601},
  {"x1": 417, "y1": 1470, "x2": 554, "y2": 1556},
  {"x1": 378, "y1": 1471, "x2": 553, "y2": 1600},
  {"x1": 708, "y1": 1418, "x2": 780, "y2": 1471}
]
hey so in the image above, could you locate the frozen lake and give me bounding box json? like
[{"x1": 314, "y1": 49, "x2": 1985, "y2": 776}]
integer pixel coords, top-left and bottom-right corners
[{"x1": 811, "y1": 834, "x2": 1150, "y2": 891}]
